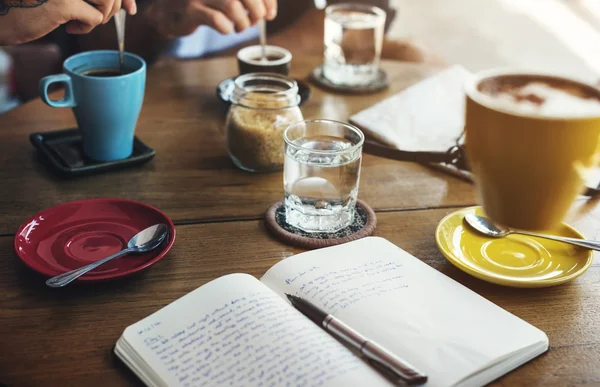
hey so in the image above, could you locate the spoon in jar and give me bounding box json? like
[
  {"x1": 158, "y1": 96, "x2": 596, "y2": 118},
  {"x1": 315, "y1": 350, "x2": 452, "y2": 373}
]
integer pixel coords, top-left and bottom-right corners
[
  {"x1": 45, "y1": 224, "x2": 168, "y2": 288},
  {"x1": 464, "y1": 214, "x2": 600, "y2": 251},
  {"x1": 114, "y1": 9, "x2": 127, "y2": 74}
]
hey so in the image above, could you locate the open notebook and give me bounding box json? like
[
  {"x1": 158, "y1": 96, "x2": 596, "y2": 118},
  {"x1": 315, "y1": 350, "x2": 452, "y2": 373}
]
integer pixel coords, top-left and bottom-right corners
[{"x1": 115, "y1": 237, "x2": 548, "y2": 387}]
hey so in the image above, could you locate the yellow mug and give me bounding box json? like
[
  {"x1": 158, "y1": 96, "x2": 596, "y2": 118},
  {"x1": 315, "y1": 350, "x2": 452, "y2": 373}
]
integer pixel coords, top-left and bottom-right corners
[{"x1": 465, "y1": 69, "x2": 600, "y2": 231}]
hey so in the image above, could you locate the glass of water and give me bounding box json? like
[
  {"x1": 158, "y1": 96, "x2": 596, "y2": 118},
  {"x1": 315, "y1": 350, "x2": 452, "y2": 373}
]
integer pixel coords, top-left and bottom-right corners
[
  {"x1": 323, "y1": 3, "x2": 386, "y2": 87},
  {"x1": 283, "y1": 119, "x2": 364, "y2": 233}
]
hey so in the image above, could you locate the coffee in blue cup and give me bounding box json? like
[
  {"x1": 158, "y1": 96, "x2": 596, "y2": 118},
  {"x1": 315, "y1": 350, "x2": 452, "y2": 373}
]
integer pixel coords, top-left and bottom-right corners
[{"x1": 39, "y1": 50, "x2": 146, "y2": 161}]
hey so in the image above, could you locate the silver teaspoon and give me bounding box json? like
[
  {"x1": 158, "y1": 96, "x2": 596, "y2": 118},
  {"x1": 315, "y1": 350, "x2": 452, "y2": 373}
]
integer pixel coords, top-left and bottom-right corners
[
  {"x1": 464, "y1": 214, "x2": 600, "y2": 251},
  {"x1": 259, "y1": 19, "x2": 267, "y2": 62},
  {"x1": 46, "y1": 223, "x2": 168, "y2": 288},
  {"x1": 114, "y1": 9, "x2": 126, "y2": 74}
]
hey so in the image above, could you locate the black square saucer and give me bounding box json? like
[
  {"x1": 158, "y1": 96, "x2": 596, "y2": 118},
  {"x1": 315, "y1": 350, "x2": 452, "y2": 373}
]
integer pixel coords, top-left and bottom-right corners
[{"x1": 30, "y1": 128, "x2": 155, "y2": 177}]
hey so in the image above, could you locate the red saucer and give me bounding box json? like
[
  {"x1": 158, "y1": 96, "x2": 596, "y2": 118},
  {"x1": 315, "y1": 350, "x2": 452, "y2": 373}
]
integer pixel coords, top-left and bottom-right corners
[{"x1": 14, "y1": 198, "x2": 176, "y2": 281}]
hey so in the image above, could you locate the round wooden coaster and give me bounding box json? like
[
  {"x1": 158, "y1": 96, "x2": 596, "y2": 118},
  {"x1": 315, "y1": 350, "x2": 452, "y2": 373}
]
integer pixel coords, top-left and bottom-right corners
[
  {"x1": 265, "y1": 200, "x2": 377, "y2": 249},
  {"x1": 310, "y1": 64, "x2": 389, "y2": 94}
]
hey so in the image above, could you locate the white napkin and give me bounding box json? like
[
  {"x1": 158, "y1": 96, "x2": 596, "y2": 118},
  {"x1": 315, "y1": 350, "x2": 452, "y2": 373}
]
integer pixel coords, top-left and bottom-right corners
[{"x1": 350, "y1": 65, "x2": 473, "y2": 153}]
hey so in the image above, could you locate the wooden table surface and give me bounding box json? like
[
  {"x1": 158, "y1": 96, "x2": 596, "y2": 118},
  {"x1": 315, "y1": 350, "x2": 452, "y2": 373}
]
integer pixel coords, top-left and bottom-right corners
[
  {"x1": 1, "y1": 55, "x2": 599, "y2": 387},
  {"x1": 0, "y1": 55, "x2": 474, "y2": 234}
]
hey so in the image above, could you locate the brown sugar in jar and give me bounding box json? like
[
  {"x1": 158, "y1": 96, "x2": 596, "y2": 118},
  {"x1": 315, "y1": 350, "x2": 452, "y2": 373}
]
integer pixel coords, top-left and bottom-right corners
[{"x1": 225, "y1": 73, "x2": 304, "y2": 172}]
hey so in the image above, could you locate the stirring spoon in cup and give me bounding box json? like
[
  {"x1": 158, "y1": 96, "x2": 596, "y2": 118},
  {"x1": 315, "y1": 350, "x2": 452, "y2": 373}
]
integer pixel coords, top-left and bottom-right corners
[
  {"x1": 259, "y1": 19, "x2": 267, "y2": 62},
  {"x1": 45, "y1": 224, "x2": 168, "y2": 288},
  {"x1": 465, "y1": 214, "x2": 600, "y2": 251},
  {"x1": 114, "y1": 9, "x2": 127, "y2": 74}
]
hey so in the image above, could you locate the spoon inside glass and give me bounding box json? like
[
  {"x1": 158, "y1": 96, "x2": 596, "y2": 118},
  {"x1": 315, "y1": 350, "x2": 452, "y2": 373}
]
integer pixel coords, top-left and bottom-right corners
[
  {"x1": 464, "y1": 214, "x2": 600, "y2": 251},
  {"x1": 114, "y1": 9, "x2": 126, "y2": 74},
  {"x1": 45, "y1": 224, "x2": 168, "y2": 288}
]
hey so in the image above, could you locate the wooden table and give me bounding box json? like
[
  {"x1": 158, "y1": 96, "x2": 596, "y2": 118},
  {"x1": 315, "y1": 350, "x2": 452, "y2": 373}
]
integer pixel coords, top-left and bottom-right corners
[
  {"x1": 1, "y1": 56, "x2": 599, "y2": 386},
  {"x1": 0, "y1": 55, "x2": 474, "y2": 234}
]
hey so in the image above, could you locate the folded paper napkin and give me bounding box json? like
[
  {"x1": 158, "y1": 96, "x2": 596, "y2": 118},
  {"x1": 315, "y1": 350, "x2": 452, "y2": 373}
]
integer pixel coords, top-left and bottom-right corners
[{"x1": 350, "y1": 64, "x2": 472, "y2": 153}]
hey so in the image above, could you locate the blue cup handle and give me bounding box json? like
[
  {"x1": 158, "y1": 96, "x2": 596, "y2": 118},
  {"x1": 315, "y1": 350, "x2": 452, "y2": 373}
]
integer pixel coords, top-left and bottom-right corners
[{"x1": 39, "y1": 74, "x2": 77, "y2": 108}]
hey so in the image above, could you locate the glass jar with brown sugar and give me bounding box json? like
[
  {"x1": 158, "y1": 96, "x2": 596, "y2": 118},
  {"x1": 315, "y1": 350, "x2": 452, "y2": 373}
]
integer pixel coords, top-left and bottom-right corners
[{"x1": 225, "y1": 73, "x2": 303, "y2": 172}]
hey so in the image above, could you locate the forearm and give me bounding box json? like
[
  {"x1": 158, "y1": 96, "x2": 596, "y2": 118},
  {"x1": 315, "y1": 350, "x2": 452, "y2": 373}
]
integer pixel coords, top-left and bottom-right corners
[
  {"x1": 0, "y1": 0, "x2": 56, "y2": 45},
  {"x1": 0, "y1": 17, "x2": 29, "y2": 46}
]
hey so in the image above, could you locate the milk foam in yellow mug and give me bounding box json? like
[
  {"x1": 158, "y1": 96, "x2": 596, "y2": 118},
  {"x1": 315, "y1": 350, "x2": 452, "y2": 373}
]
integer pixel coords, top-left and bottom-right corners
[{"x1": 465, "y1": 69, "x2": 600, "y2": 231}]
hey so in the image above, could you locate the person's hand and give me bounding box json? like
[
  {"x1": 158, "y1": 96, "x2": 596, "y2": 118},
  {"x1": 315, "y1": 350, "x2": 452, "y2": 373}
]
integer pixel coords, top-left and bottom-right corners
[
  {"x1": 0, "y1": 0, "x2": 137, "y2": 45},
  {"x1": 122, "y1": 0, "x2": 137, "y2": 16},
  {"x1": 65, "y1": 0, "x2": 138, "y2": 34},
  {"x1": 146, "y1": 0, "x2": 277, "y2": 38}
]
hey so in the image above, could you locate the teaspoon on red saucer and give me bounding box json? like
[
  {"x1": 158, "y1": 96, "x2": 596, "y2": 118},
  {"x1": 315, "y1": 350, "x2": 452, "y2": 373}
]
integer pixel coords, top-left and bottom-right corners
[{"x1": 46, "y1": 223, "x2": 168, "y2": 288}]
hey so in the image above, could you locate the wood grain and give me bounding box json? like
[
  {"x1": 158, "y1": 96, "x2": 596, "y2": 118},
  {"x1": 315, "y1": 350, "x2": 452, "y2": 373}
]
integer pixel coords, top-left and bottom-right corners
[
  {"x1": 1, "y1": 207, "x2": 599, "y2": 386},
  {"x1": 2, "y1": 41, "x2": 595, "y2": 387},
  {"x1": 0, "y1": 56, "x2": 475, "y2": 234}
]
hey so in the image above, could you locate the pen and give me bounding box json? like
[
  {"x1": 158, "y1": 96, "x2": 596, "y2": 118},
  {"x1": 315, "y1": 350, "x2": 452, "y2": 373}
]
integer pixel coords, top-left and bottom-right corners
[{"x1": 286, "y1": 294, "x2": 428, "y2": 386}]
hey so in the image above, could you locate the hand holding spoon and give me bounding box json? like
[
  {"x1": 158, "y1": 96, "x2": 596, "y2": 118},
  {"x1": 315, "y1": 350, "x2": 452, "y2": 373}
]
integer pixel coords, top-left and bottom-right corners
[
  {"x1": 46, "y1": 224, "x2": 168, "y2": 288},
  {"x1": 114, "y1": 9, "x2": 126, "y2": 74},
  {"x1": 465, "y1": 214, "x2": 600, "y2": 251}
]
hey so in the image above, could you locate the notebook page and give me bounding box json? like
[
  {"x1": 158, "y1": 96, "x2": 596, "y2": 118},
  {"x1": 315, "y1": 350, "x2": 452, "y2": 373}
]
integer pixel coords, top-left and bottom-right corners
[
  {"x1": 121, "y1": 273, "x2": 392, "y2": 387},
  {"x1": 260, "y1": 237, "x2": 548, "y2": 387}
]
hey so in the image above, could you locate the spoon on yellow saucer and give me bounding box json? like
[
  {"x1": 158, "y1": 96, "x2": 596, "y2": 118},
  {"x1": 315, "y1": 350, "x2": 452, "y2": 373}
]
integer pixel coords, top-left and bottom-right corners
[{"x1": 464, "y1": 214, "x2": 600, "y2": 251}]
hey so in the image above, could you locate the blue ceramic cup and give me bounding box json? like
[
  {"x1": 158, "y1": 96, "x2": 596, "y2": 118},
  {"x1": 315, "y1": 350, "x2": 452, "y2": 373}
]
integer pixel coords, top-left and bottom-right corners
[{"x1": 39, "y1": 50, "x2": 146, "y2": 161}]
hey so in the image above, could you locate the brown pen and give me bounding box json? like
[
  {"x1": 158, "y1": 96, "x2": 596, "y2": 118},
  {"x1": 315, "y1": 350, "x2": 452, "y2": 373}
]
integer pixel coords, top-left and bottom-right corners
[{"x1": 286, "y1": 294, "x2": 428, "y2": 386}]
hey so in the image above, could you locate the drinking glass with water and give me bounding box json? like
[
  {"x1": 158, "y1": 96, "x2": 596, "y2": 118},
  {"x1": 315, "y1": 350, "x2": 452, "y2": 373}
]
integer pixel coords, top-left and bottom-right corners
[
  {"x1": 284, "y1": 120, "x2": 364, "y2": 233},
  {"x1": 323, "y1": 3, "x2": 386, "y2": 87}
]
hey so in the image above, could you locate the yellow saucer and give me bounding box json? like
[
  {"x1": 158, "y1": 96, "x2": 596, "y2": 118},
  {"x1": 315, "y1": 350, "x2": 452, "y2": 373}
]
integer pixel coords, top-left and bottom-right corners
[{"x1": 435, "y1": 206, "x2": 594, "y2": 288}]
